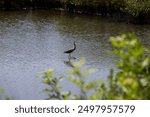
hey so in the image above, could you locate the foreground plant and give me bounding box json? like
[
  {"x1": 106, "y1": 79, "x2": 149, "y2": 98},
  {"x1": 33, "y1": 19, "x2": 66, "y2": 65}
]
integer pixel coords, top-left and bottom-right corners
[
  {"x1": 42, "y1": 34, "x2": 150, "y2": 100},
  {"x1": 43, "y1": 59, "x2": 106, "y2": 100},
  {"x1": 110, "y1": 34, "x2": 150, "y2": 99}
]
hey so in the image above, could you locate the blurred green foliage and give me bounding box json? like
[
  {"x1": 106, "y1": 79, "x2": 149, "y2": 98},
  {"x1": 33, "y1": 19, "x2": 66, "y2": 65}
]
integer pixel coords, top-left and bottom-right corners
[
  {"x1": 42, "y1": 34, "x2": 150, "y2": 100},
  {"x1": 110, "y1": 34, "x2": 150, "y2": 99}
]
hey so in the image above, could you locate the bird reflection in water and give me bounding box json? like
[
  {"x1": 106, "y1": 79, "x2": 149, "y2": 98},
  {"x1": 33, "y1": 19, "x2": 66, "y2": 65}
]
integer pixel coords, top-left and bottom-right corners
[{"x1": 64, "y1": 60, "x2": 75, "y2": 67}]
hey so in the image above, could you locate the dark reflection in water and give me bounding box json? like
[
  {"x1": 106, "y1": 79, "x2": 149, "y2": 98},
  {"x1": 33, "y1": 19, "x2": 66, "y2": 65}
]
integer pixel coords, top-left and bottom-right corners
[{"x1": 0, "y1": 10, "x2": 150, "y2": 99}]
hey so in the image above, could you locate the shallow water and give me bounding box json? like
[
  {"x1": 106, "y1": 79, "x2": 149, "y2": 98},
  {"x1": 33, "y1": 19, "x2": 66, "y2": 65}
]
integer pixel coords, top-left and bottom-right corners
[{"x1": 0, "y1": 10, "x2": 150, "y2": 99}]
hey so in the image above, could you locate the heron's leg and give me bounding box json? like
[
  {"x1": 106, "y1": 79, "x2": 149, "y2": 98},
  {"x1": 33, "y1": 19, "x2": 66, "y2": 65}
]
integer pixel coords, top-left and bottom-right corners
[{"x1": 68, "y1": 53, "x2": 71, "y2": 59}]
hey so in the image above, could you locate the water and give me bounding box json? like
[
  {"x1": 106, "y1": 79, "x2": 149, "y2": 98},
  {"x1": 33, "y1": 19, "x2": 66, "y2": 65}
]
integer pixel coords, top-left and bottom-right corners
[{"x1": 0, "y1": 10, "x2": 150, "y2": 99}]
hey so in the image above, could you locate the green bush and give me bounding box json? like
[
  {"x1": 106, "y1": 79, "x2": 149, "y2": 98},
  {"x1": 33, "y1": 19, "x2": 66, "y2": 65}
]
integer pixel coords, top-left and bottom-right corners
[
  {"x1": 42, "y1": 34, "x2": 150, "y2": 100},
  {"x1": 110, "y1": 34, "x2": 150, "y2": 99},
  {"x1": 124, "y1": 0, "x2": 150, "y2": 16}
]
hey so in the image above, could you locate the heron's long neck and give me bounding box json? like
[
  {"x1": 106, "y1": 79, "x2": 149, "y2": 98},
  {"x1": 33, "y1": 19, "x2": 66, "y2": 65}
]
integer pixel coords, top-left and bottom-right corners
[{"x1": 73, "y1": 43, "x2": 76, "y2": 50}]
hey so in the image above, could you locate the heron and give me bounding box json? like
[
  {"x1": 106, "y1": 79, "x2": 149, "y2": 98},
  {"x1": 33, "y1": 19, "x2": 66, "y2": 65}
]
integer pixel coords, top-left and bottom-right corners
[{"x1": 64, "y1": 41, "x2": 76, "y2": 59}]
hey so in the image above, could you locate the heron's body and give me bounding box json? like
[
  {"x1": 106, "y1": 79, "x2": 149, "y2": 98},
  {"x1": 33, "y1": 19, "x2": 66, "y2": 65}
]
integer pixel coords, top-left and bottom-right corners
[{"x1": 64, "y1": 42, "x2": 76, "y2": 58}]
